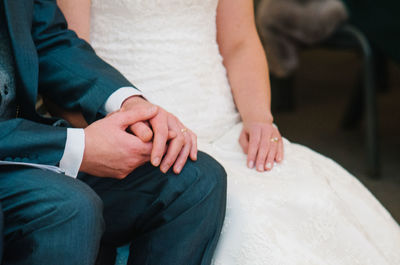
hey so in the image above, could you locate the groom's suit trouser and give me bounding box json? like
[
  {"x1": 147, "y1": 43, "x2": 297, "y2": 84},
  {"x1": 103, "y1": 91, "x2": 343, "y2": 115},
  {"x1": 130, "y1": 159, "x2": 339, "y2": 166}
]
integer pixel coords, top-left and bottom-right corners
[
  {"x1": 0, "y1": 202, "x2": 3, "y2": 263},
  {"x1": 0, "y1": 151, "x2": 227, "y2": 265}
]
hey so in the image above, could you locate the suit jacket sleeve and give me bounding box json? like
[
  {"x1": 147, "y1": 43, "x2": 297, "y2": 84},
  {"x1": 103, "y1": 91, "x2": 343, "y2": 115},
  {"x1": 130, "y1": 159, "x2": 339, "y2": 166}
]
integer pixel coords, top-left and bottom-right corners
[
  {"x1": 32, "y1": 0, "x2": 138, "y2": 123},
  {"x1": 0, "y1": 118, "x2": 67, "y2": 166},
  {"x1": 1, "y1": 0, "x2": 137, "y2": 167}
]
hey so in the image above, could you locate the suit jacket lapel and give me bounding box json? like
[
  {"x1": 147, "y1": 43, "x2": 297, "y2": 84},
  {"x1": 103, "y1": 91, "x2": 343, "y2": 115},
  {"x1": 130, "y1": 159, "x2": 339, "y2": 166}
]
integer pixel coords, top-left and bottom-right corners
[{"x1": 4, "y1": 0, "x2": 38, "y2": 112}]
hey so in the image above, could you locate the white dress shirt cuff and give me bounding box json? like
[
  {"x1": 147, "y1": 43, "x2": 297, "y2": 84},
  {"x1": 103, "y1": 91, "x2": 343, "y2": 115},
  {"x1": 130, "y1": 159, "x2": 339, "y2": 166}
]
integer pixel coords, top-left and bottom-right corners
[
  {"x1": 59, "y1": 128, "x2": 85, "y2": 178},
  {"x1": 103, "y1": 87, "x2": 143, "y2": 113}
]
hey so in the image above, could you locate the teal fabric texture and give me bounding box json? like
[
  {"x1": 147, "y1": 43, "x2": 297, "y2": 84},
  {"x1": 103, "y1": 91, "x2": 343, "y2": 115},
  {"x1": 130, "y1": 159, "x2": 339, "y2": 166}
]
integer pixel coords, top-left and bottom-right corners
[{"x1": 0, "y1": 0, "x2": 17, "y2": 120}]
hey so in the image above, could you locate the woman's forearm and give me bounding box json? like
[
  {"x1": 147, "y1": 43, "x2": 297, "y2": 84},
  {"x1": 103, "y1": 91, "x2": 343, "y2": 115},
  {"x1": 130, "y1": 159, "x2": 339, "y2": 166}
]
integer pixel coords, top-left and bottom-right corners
[
  {"x1": 57, "y1": 0, "x2": 91, "y2": 42},
  {"x1": 223, "y1": 35, "x2": 273, "y2": 124}
]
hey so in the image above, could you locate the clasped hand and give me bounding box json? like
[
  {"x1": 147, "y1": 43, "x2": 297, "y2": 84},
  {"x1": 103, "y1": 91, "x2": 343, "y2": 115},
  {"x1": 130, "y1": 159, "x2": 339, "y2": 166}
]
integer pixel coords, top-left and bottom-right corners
[{"x1": 80, "y1": 96, "x2": 197, "y2": 179}]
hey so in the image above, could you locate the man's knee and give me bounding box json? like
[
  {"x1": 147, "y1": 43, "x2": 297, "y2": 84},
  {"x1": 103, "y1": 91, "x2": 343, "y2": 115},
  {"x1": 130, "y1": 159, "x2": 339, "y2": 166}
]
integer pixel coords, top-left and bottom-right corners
[
  {"x1": 180, "y1": 151, "x2": 227, "y2": 207},
  {"x1": 194, "y1": 151, "x2": 227, "y2": 195},
  {"x1": 59, "y1": 182, "x2": 104, "y2": 232},
  {"x1": 1, "y1": 168, "x2": 104, "y2": 264},
  {"x1": 1, "y1": 168, "x2": 104, "y2": 237}
]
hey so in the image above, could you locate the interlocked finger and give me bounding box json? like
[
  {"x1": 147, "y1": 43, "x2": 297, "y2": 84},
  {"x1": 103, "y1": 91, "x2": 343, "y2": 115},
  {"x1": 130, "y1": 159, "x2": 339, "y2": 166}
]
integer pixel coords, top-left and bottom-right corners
[
  {"x1": 189, "y1": 129, "x2": 198, "y2": 161},
  {"x1": 160, "y1": 133, "x2": 185, "y2": 173},
  {"x1": 129, "y1": 121, "x2": 153, "y2": 142},
  {"x1": 173, "y1": 131, "x2": 192, "y2": 173},
  {"x1": 150, "y1": 112, "x2": 169, "y2": 167},
  {"x1": 159, "y1": 117, "x2": 190, "y2": 173}
]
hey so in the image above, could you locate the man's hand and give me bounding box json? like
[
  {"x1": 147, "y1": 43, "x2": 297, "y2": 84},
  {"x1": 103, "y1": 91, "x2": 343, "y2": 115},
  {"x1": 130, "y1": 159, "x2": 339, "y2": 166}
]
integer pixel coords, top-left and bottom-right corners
[
  {"x1": 79, "y1": 105, "x2": 158, "y2": 179},
  {"x1": 121, "y1": 96, "x2": 197, "y2": 174}
]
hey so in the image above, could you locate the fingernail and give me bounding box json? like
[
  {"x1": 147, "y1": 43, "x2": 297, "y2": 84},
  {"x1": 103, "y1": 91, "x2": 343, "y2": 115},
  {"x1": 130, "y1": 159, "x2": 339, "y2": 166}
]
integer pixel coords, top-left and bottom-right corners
[
  {"x1": 161, "y1": 164, "x2": 169, "y2": 173},
  {"x1": 152, "y1": 157, "x2": 161, "y2": 166},
  {"x1": 248, "y1": 161, "x2": 254, "y2": 168},
  {"x1": 148, "y1": 106, "x2": 158, "y2": 114},
  {"x1": 257, "y1": 164, "x2": 264, "y2": 172},
  {"x1": 175, "y1": 165, "x2": 182, "y2": 173},
  {"x1": 266, "y1": 163, "x2": 272, "y2": 169}
]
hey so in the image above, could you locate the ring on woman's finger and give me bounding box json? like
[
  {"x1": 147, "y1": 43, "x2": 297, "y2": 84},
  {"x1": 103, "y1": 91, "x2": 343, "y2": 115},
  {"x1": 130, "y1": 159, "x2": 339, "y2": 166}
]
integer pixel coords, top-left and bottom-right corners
[
  {"x1": 181, "y1": 128, "x2": 188, "y2": 134},
  {"x1": 270, "y1": 137, "x2": 279, "y2": 143}
]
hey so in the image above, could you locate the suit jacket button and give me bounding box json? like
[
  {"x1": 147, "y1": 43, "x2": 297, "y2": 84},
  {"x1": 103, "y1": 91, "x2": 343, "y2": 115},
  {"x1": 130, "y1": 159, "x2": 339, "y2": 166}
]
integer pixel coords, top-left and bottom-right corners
[{"x1": 4, "y1": 84, "x2": 9, "y2": 95}]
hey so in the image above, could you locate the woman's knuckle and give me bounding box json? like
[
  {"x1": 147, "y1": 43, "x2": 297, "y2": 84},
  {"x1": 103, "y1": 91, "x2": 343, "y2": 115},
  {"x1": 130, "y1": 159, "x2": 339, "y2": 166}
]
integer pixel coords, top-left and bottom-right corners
[
  {"x1": 249, "y1": 145, "x2": 256, "y2": 152},
  {"x1": 259, "y1": 150, "x2": 267, "y2": 158},
  {"x1": 177, "y1": 135, "x2": 185, "y2": 144}
]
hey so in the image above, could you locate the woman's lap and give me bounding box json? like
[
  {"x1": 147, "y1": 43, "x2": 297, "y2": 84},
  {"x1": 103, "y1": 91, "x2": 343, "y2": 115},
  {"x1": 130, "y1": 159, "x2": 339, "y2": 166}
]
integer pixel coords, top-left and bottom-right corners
[{"x1": 199, "y1": 123, "x2": 400, "y2": 264}]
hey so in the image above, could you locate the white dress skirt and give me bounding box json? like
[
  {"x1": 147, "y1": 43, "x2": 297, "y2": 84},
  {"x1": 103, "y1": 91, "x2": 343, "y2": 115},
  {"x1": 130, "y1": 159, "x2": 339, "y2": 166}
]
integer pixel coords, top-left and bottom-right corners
[{"x1": 89, "y1": 0, "x2": 400, "y2": 264}]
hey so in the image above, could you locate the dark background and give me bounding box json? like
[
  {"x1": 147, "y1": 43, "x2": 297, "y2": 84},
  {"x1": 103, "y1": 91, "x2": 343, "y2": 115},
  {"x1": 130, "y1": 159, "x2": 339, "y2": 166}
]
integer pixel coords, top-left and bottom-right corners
[
  {"x1": 273, "y1": 49, "x2": 400, "y2": 222},
  {"x1": 254, "y1": 0, "x2": 400, "y2": 223}
]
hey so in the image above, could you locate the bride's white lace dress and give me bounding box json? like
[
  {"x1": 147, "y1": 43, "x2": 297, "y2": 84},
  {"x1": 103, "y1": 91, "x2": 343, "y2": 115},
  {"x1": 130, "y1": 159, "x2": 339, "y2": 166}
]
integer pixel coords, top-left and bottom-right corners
[{"x1": 89, "y1": 0, "x2": 400, "y2": 264}]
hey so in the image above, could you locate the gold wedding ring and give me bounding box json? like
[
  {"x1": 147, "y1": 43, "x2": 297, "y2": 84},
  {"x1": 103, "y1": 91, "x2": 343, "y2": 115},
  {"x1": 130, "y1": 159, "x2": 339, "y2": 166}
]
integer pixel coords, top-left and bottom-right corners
[
  {"x1": 270, "y1": 137, "x2": 279, "y2": 143},
  {"x1": 181, "y1": 128, "x2": 188, "y2": 134}
]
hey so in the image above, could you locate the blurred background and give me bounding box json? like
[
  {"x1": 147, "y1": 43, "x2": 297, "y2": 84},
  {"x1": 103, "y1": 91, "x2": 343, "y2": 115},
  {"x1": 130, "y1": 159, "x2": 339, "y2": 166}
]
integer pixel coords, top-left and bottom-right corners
[{"x1": 254, "y1": 0, "x2": 400, "y2": 222}]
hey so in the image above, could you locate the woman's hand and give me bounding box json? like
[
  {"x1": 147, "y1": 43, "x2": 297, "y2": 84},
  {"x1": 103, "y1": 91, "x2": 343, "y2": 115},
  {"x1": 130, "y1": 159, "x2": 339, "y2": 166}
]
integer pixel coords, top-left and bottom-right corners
[
  {"x1": 217, "y1": 0, "x2": 282, "y2": 172},
  {"x1": 161, "y1": 114, "x2": 197, "y2": 174},
  {"x1": 121, "y1": 96, "x2": 198, "y2": 174},
  {"x1": 239, "y1": 122, "x2": 284, "y2": 172}
]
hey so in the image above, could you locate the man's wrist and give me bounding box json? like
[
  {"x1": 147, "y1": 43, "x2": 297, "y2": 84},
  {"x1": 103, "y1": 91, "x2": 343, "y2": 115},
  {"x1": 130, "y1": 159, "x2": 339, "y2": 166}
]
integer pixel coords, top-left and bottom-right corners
[
  {"x1": 59, "y1": 128, "x2": 85, "y2": 178},
  {"x1": 103, "y1": 87, "x2": 144, "y2": 114},
  {"x1": 121, "y1": 95, "x2": 147, "y2": 110}
]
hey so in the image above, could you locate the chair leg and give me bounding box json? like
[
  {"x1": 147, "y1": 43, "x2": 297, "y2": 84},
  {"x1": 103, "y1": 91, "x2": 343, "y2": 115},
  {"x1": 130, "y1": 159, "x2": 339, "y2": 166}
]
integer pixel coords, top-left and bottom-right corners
[
  {"x1": 341, "y1": 79, "x2": 363, "y2": 130},
  {"x1": 363, "y1": 48, "x2": 380, "y2": 178},
  {"x1": 343, "y1": 25, "x2": 380, "y2": 178},
  {"x1": 341, "y1": 48, "x2": 387, "y2": 130}
]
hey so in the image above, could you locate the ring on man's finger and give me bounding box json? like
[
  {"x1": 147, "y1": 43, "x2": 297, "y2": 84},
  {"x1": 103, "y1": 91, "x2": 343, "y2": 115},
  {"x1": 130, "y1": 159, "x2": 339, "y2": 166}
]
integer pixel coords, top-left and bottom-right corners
[{"x1": 270, "y1": 137, "x2": 279, "y2": 143}]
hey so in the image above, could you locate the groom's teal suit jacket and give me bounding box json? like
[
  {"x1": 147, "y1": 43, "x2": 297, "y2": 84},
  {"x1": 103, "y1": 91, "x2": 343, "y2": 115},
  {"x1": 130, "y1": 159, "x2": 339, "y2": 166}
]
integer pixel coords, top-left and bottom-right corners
[{"x1": 1, "y1": 0, "x2": 136, "y2": 166}]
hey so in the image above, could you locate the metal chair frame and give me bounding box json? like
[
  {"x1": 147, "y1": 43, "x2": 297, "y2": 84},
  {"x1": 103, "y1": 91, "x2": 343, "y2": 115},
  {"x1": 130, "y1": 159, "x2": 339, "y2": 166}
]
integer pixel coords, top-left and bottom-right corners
[
  {"x1": 322, "y1": 24, "x2": 379, "y2": 177},
  {"x1": 271, "y1": 24, "x2": 380, "y2": 177}
]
